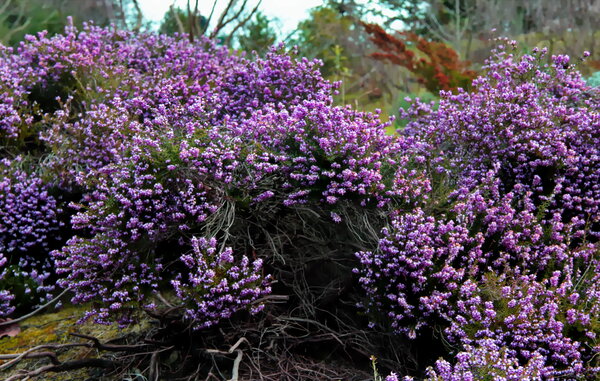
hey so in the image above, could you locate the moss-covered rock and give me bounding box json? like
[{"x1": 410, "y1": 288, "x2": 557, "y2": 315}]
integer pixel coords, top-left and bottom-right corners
[{"x1": 0, "y1": 305, "x2": 153, "y2": 380}]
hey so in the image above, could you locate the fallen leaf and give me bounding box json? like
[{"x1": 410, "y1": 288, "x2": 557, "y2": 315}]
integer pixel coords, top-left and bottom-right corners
[{"x1": 0, "y1": 319, "x2": 21, "y2": 338}]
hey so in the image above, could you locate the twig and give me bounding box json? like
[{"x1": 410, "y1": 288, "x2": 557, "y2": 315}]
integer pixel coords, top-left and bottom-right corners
[
  {"x1": 0, "y1": 287, "x2": 71, "y2": 327},
  {"x1": 202, "y1": 0, "x2": 219, "y2": 35},
  {"x1": 131, "y1": 0, "x2": 144, "y2": 31},
  {"x1": 171, "y1": 4, "x2": 186, "y2": 35},
  {"x1": 204, "y1": 337, "x2": 249, "y2": 381},
  {"x1": 0, "y1": 0, "x2": 13, "y2": 17},
  {"x1": 229, "y1": 349, "x2": 243, "y2": 381},
  {"x1": 0, "y1": 351, "x2": 60, "y2": 365},
  {"x1": 0, "y1": 343, "x2": 90, "y2": 371},
  {"x1": 69, "y1": 332, "x2": 151, "y2": 352},
  {"x1": 149, "y1": 351, "x2": 160, "y2": 381},
  {"x1": 249, "y1": 294, "x2": 288, "y2": 305},
  {"x1": 156, "y1": 292, "x2": 175, "y2": 308},
  {"x1": 225, "y1": 0, "x2": 263, "y2": 46},
  {"x1": 5, "y1": 358, "x2": 117, "y2": 381}
]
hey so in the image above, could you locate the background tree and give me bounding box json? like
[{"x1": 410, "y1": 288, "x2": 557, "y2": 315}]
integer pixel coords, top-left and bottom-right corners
[
  {"x1": 292, "y1": 0, "x2": 412, "y2": 115},
  {"x1": 159, "y1": 5, "x2": 207, "y2": 36},
  {"x1": 158, "y1": 0, "x2": 263, "y2": 43},
  {"x1": 0, "y1": 0, "x2": 149, "y2": 46},
  {"x1": 362, "y1": 0, "x2": 600, "y2": 66},
  {"x1": 235, "y1": 11, "x2": 276, "y2": 56},
  {"x1": 0, "y1": 0, "x2": 66, "y2": 46},
  {"x1": 363, "y1": 22, "x2": 476, "y2": 93}
]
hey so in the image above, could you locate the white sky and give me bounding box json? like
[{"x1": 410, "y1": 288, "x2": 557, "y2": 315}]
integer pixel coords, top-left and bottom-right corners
[{"x1": 140, "y1": 0, "x2": 325, "y2": 37}]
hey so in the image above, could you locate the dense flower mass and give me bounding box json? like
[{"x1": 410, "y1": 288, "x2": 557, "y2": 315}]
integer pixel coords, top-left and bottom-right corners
[
  {"x1": 425, "y1": 339, "x2": 549, "y2": 380},
  {"x1": 171, "y1": 237, "x2": 271, "y2": 330},
  {"x1": 0, "y1": 253, "x2": 14, "y2": 317},
  {"x1": 1, "y1": 21, "x2": 405, "y2": 328},
  {"x1": 0, "y1": 157, "x2": 60, "y2": 255},
  {"x1": 0, "y1": 157, "x2": 61, "y2": 314},
  {"x1": 357, "y1": 42, "x2": 600, "y2": 376}
]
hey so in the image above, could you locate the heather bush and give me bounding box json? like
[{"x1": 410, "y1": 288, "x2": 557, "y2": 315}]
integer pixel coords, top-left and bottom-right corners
[
  {"x1": 171, "y1": 237, "x2": 271, "y2": 330},
  {"x1": 1, "y1": 21, "x2": 408, "y2": 331},
  {"x1": 357, "y1": 42, "x2": 600, "y2": 375},
  {"x1": 51, "y1": 97, "x2": 407, "y2": 324}
]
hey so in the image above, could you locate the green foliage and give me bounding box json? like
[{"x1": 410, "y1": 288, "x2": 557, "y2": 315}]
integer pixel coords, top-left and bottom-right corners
[
  {"x1": 587, "y1": 71, "x2": 600, "y2": 88},
  {"x1": 0, "y1": 265, "x2": 40, "y2": 311},
  {"x1": 235, "y1": 12, "x2": 276, "y2": 56},
  {"x1": 293, "y1": 4, "x2": 356, "y2": 77},
  {"x1": 0, "y1": 0, "x2": 66, "y2": 46},
  {"x1": 158, "y1": 6, "x2": 207, "y2": 36}
]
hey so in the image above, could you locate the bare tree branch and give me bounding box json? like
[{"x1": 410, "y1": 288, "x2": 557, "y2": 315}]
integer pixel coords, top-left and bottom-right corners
[
  {"x1": 219, "y1": 0, "x2": 248, "y2": 30},
  {"x1": 210, "y1": 0, "x2": 237, "y2": 38},
  {"x1": 0, "y1": 343, "x2": 90, "y2": 371},
  {"x1": 5, "y1": 358, "x2": 117, "y2": 381},
  {"x1": 203, "y1": 0, "x2": 220, "y2": 35},
  {"x1": 0, "y1": 0, "x2": 13, "y2": 17},
  {"x1": 170, "y1": 4, "x2": 185, "y2": 35},
  {"x1": 225, "y1": 0, "x2": 263, "y2": 46},
  {"x1": 131, "y1": 0, "x2": 143, "y2": 31}
]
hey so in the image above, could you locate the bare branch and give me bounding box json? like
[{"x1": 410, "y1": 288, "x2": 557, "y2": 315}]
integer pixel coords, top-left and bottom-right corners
[
  {"x1": 0, "y1": 287, "x2": 71, "y2": 327},
  {"x1": 131, "y1": 0, "x2": 143, "y2": 31},
  {"x1": 170, "y1": 4, "x2": 185, "y2": 35},
  {"x1": 5, "y1": 358, "x2": 117, "y2": 381},
  {"x1": 219, "y1": 0, "x2": 248, "y2": 30},
  {"x1": 0, "y1": 343, "x2": 90, "y2": 371},
  {"x1": 225, "y1": 0, "x2": 263, "y2": 46},
  {"x1": 210, "y1": 0, "x2": 237, "y2": 38},
  {"x1": 0, "y1": 0, "x2": 13, "y2": 17},
  {"x1": 187, "y1": 0, "x2": 194, "y2": 41},
  {"x1": 203, "y1": 0, "x2": 220, "y2": 35},
  {"x1": 69, "y1": 332, "x2": 152, "y2": 352}
]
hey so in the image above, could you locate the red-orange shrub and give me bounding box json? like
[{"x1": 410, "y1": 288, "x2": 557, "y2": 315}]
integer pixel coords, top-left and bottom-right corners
[{"x1": 363, "y1": 23, "x2": 476, "y2": 93}]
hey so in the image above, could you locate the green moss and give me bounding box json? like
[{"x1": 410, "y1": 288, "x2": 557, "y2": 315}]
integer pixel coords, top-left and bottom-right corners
[{"x1": 0, "y1": 304, "x2": 153, "y2": 380}]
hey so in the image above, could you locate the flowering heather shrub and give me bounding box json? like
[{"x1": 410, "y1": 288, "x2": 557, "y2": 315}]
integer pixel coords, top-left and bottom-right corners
[
  {"x1": 171, "y1": 237, "x2": 271, "y2": 330},
  {"x1": 0, "y1": 45, "x2": 38, "y2": 143},
  {"x1": 3, "y1": 20, "x2": 600, "y2": 378},
  {"x1": 52, "y1": 130, "x2": 226, "y2": 323},
  {"x1": 0, "y1": 20, "x2": 418, "y2": 328},
  {"x1": 357, "y1": 43, "x2": 600, "y2": 375},
  {"x1": 1, "y1": 21, "x2": 332, "y2": 187},
  {"x1": 0, "y1": 254, "x2": 15, "y2": 317},
  {"x1": 51, "y1": 98, "x2": 409, "y2": 323},
  {"x1": 232, "y1": 102, "x2": 417, "y2": 207},
  {"x1": 425, "y1": 339, "x2": 548, "y2": 380}
]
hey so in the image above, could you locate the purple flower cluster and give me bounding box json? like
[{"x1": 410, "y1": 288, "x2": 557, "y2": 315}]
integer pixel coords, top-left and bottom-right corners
[
  {"x1": 357, "y1": 43, "x2": 600, "y2": 375},
  {"x1": 0, "y1": 254, "x2": 15, "y2": 317},
  {"x1": 0, "y1": 157, "x2": 60, "y2": 254},
  {"x1": 0, "y1": 157, "x2": 61, "y2": 314},
  {"x1": 0, "y1": 44, "x2": 37, "y2": 142},
  {"x1": 425, "y1": 339, "x2": 548, "y2": 380},
  {"x1": 52, "y1": 135, "x2": 223, "y2": 323},
  {"x1": 231, "y1": 102, "x2": 413, "y2": 208},
  {"x1": 172, "y1": 237, "x2": 271, "y2": 330},
  {"x1": 1, "y1": 20, "x2": 332, "y2": 186}
]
